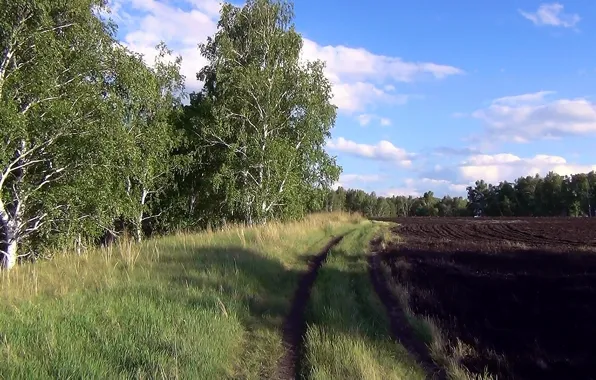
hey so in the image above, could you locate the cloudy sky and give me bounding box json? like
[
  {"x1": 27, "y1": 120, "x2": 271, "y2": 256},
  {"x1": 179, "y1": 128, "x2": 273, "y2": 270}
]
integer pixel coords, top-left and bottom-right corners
[{"x1": 108, "y1": 0, "x2": 596, "y2": 197}]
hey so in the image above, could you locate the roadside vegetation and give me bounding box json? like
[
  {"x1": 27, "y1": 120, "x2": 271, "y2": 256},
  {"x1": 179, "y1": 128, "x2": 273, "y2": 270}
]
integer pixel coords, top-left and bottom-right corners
[
  {"x1": 1, "y1": 0, "x2": 340, "y2": 269},
  {"x1": 0, "y1": 213, "x2": 361, "y2": 378},
  {"x1": 303, "y1": 221, "x2": 425, "y2": 380}
]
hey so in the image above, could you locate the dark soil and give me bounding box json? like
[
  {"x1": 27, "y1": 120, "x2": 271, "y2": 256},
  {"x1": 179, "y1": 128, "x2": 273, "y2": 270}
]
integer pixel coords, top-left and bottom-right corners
[
  {"x1": 274, "y1": 235, "x2": 345, "y2": 380},
  {"x1": 379, "y1": 217, "x2": 596, "y2": 380},
  {"x1": 368, "y1": 249, "x2": 446, "y2": 380}
]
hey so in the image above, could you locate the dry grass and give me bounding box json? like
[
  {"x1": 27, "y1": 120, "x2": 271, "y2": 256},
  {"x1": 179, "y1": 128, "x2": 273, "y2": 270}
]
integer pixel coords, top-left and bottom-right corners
[{"x1": 0, "y1": 212, "x2": 362, "y2": 379}]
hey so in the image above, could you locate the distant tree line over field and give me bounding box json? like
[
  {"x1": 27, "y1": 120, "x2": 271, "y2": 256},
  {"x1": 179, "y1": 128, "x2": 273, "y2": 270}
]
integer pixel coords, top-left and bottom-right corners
[{"x1": 326, "y1": 171, "x2": 596, "y2": 218}]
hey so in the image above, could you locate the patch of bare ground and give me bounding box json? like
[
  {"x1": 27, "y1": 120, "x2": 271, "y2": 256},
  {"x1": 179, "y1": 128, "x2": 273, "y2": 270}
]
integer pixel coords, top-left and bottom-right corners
[
  {"x1": 274, "y1": 235, "x2": 345, "y2": 380},
  {"x1": 368, "y1": 246, "x2": 447, "y2": 380}
]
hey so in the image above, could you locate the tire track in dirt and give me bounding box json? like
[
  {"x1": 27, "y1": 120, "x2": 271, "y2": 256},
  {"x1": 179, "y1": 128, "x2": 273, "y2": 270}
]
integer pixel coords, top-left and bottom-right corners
[
  {"x1": 368, "y1": 251, "x2": 446, "y2": 380},
  {"x1": 274, "y1": 234, "x2": 345, "y2": 380}
]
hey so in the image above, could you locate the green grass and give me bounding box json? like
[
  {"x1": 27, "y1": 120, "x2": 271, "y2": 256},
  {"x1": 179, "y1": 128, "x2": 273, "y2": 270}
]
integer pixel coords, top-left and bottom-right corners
[
  {"x1": 302, "y1": 221, "x2": 426, "y2": 380},
  {"x1": 0, "y1": 212, "x2": 362, "y2": 379}
]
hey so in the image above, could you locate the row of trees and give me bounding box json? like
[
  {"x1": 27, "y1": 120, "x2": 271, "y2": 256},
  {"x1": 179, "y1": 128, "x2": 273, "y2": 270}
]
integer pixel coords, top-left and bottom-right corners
[
  {"x1": 0, "y1": 0, "x2": 339, "y2": 269},
  {"x1": 324, "y1": 188, "x2": 469, "y2": 217},
  {"x1": 326, "y1": 171, "x2": 596, "y2": 218},
  {"x1": 466, "y1": 172, "x2": 596, "y2": 217}
]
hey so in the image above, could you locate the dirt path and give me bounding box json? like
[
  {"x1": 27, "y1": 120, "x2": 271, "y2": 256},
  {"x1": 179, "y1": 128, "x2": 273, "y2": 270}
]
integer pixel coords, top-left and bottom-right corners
[
  {"x1": 368, "y1": 251, "x2": 446, "y2": 380},
  {"x1": 274, "y1": 235, "x2": 345, "y2": 380}
]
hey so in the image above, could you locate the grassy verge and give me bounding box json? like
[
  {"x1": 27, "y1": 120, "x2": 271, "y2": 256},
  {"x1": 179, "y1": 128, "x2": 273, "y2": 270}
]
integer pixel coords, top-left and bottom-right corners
[
  {"x1": 0, "y1": 212, "x2": 361, "y2": 379},
  {"x1": 302, "y1": 221, "x2": 425, "y2": 380}
]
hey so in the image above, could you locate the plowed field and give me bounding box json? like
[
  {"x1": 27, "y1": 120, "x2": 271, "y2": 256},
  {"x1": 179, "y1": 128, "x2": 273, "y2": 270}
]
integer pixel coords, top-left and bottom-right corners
[{"x1": 377, "y1": 217, "x2": 596, "y2": 379}]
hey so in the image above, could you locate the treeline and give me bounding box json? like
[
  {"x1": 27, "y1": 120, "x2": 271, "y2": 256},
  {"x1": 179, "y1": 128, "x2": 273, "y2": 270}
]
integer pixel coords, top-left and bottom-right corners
[
  {"x1": 326, "y1": 171, "x2": 596, "y2": 218},
  {"x1": 0, "y1": 0, "x2": 338, "y2": 269},
  {"x1": 466, "y1": 172, "x2": 596, "y2": 217},
  {"x1": 325, "y1": 188, "x2": 469, "y2": 217}
]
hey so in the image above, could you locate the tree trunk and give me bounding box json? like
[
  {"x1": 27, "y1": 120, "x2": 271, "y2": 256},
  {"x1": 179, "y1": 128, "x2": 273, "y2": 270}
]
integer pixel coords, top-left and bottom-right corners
[
  {"x1": 0, "y1": 192, "x2": 21, "y2": 270},
  {"x1": 135, "y1": 218, "x2": 142, "y2": 243},
  {"x1": 135, "y1": 188, "x2": 148, "y2": 243},
  {"x1": 0, "y1": 218, "x2": 18, "y2": 270},
  {"x1": 1, "y1": 239, "x2": 18, "y2": 270}
]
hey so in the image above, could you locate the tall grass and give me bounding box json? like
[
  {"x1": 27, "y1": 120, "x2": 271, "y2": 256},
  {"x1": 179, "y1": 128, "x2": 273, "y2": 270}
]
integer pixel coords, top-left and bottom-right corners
[
  {"x1": 303, "y1": 221, "x2": 426, "y2": 380},
  {"x1": 0, "y1": 212, "x2": 361, "y2": 379}
]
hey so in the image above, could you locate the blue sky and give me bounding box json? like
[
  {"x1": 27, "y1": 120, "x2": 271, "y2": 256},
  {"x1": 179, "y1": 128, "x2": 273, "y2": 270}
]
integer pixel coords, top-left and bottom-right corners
[{"x1": 109, "y1": 0, "x2": 596, "y2": 197}]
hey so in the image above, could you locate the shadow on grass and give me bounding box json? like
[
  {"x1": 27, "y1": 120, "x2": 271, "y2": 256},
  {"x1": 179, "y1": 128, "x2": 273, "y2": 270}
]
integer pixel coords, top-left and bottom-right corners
[
  {"x1": 0, "y1": 241, "x2": 332, "y2": 379},
  {"x1": 153, "y1": 243, "x2": 323, "y2": 379}
]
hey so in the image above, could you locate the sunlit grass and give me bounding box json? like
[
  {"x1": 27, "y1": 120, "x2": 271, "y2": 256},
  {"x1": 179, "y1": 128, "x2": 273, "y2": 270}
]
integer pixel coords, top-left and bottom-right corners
[
  {"x1": 0, "y1": 212, "x2": 362, "y2": 379},
  {"x1": 303, "y1": 221, "x2": 426, "y2": 380}
]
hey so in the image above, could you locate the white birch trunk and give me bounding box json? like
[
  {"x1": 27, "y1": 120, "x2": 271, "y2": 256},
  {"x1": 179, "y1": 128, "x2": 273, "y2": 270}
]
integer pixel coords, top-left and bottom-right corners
[
  {"x1": 1, "y1": 236, "x2": 18, "y2": 270},
  {"x1": 135, "y1": 188, "x2": 148, "y2": 243},
  {"x1": 0, "y1": 210, "x2": 20, "y2": 270}
]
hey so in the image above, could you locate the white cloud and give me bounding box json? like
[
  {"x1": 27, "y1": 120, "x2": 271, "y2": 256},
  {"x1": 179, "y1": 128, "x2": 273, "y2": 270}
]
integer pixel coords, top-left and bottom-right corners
[
  {"x1": 356, "y1": 114, "x2": 392, "y2": 126},
  {"x1": 357, "y1": 114, "x2": 374, "y2": 126},
  {"x1": 333, "y1": 174, "x2": 383, "y2": 191},
  {"x1": 110, "y1": 1, "x2": 462, "y2": 113},
  {"x1": 340, "y1": 174, "x2": 383, "y2": 183},
  {"x1": 300, "y1": 39, "x2": 463, "y2": 113},
  {"x1": 329, "y1": 81, "x2": 409, "y2": 113},
  {"x1": 492, "y1": 90, "x2": 554, "y2": 105},
  {"x1": 300, "y1": 41, "x2": 463, "y2": 83},
  {"x1": 327, "y1": 137, "x2": 413, "y2": 167},
  {"x1": 380, "y1": 177, "x2": 469, "y2": 198},
  {"x1": 109, "y1": 0, "x2": 220, "y2": 93},
  {"x1": 186, "y1": 0, "x2": 223, "y2": 18},
  {"x1": 519, "y1": 3, "x2": 580, "y2": 28},
  {"x1": 418, "y1": 178, "x2": 469, "y2": 194},
  {"x1": 471, "y1": 91, "x2": 596, "y2": 142},
  {"x1": 459, "y1": 153, "x2": 596, "y2": 183}
]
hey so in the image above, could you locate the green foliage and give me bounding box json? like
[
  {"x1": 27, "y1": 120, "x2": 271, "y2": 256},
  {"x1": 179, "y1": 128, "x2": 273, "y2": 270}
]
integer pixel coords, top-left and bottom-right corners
[
  {"x1": 465, "y1": 171, "x2": 596, "y2": 217},
  {"x1": 332, "y1": 170, "x2": 596, "y2": 218},
  {"x1": 0, "y1": 0, "x2": 123, "y2": 265},
  {"x1": 184, "y1": 0, "x2": 340, "y2": 225},
  {"x1": 327, "y1": 188, "x2": 469, "y2": 218},
  {"x1": 1, "y1": 0, "x2": 343, "y2": 267}
]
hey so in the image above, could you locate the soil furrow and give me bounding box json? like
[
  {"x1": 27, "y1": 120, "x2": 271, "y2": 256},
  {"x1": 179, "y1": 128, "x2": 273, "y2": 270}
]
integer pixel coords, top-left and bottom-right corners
[
  {"x1": 368, "y1": 252, "x2": 446, "y2": 380},
  {"x1": 274, "y1": 234, "x2": 345, "y2": 380}
]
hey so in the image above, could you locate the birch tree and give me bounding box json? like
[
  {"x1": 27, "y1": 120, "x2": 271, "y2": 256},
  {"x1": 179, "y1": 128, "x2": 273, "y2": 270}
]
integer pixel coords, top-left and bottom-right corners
[
  {"x1": 109, "y1": 44, "x2": 185, "y2": 242},
  {"x1": 0, "y1": 0, "x2": 117, "y2": 268},
  {"x1": 191, "y1": 0, "x2": 340, "y2": 224}
]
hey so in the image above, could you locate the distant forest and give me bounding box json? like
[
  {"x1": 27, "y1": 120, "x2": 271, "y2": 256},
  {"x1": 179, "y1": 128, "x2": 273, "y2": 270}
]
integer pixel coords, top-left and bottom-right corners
[{"x1": 326, "y1": 171, "x2": 596, "y2": 218}]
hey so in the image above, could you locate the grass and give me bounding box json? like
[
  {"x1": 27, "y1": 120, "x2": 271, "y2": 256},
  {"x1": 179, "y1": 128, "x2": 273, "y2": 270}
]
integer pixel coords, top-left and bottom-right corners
[
  {"x1": 302, "y1": 221, "x2": 426, "y2": 380},
  {"x1": 0, "y1": 212, "x2": 362, "y2": 379}
]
